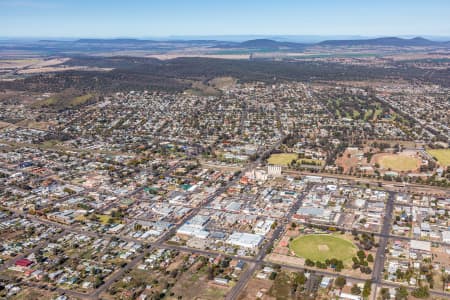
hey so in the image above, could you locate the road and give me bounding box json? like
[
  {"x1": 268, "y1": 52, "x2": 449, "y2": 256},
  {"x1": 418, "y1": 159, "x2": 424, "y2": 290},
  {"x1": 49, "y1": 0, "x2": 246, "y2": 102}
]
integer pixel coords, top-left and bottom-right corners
[{"x1": 371, "y1": 191, "x2": 394, "y2": 300}]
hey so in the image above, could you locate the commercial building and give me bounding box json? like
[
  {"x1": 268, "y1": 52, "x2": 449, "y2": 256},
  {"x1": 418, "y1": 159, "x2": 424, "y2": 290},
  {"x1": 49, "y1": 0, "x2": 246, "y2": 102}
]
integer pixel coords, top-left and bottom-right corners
[{"x1": 226, "y1": 232, "x2": 263, "y2": 249}]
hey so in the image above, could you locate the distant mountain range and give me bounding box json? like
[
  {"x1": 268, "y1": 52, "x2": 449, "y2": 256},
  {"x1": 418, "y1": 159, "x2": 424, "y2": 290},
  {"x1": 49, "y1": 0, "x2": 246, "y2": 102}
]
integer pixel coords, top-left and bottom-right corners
[
  {"x1": 218, "y1": 38, "x2": 307, "y2": 50},
  {"x1": 70, "y1": 36, "x2": 449, "y2": 49},
  {"x1": 0, "y1": 36, "x2": 448, "y2": 56},
  {"x1": 318, "y1": 37, "x2": 445, "y2": 47}
]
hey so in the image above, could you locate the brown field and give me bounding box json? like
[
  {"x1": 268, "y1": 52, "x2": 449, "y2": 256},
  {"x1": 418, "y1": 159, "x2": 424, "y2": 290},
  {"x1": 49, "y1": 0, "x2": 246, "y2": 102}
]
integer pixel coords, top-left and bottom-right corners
[
  {"x1": 0, "y1": 58, "x2": 41, "y2": 70},
  {"x1": 335, "y1": 147, "x2": 371, "y2": 173},
  {"x1": 265, "y1": 253, "x2": 305, "y2": 267},
  {"x1": 238, "y1": 278, "x2": 274, "y2": 300},
  {"x1": 16, "y1": 119, "x2": 55, "y2": 131},
  {"x1": 0, "y1": 57, "x2": 112, "y2": 76},
  {"x1": 182, "y1": 79, "x2": 221, "y2": 96},
  {"x1": 168, "y1": 262, "x2": 229, "y2": 300},
  {"x1": 0, "y1": 58, "x2": 67, "y2": 71},
  {"x1": 17, "y1": 65, "x2": 113, "y2": 74},
  {"x1": 9, "y1": 287, "x2": 56, "y2": 300},
  {"x1": 209, "y1": 76, "x2": 237, "y2": 89},
  {"x1": 0, "y1": 121, "x2": 15, "y2": 130}
]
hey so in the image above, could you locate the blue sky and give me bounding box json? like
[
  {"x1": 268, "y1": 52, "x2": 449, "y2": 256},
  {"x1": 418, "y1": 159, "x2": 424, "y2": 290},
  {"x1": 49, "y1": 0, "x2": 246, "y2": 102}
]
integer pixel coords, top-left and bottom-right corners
[{"x1": 0, "y1": 0, "x2": 449, "y2": 38}]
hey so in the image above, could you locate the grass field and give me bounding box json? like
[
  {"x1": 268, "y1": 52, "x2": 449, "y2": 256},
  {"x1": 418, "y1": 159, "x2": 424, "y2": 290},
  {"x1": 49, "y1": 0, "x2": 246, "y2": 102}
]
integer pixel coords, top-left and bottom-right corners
[
  {"x1": 298, "y1": 158, "x2": 324, "y2": 166},
  {"x1": 290, "y1": 234, "x2": 356, "y2": 263},
  {"x1": 32, "y1": 93, "x2": 94, "y2": 109},
  {"x1": 427, "y1": 149, "x2": 450, "y2": 167},
  {"x1": 97, "y1": 214, "x2": 113, "y2": 224},
  {"x1": 268, "y1": 153, "x2": 298, "y2": 166},
  {"x1": 376, "y1": 154, "x2": 420, "y2": 171}
]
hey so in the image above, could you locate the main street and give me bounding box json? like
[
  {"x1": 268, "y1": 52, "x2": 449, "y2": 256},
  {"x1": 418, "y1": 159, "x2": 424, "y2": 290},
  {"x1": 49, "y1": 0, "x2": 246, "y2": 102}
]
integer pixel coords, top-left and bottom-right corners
[{"x1": 371, "y1": 191, "x2": 394, "y2": 300}]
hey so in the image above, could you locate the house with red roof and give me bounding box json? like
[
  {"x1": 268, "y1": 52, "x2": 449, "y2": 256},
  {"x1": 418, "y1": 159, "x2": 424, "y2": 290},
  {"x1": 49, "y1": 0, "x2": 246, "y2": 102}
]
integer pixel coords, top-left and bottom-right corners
[{"x1": 15, "y1": 258, "x2": 33, "y2": 268}]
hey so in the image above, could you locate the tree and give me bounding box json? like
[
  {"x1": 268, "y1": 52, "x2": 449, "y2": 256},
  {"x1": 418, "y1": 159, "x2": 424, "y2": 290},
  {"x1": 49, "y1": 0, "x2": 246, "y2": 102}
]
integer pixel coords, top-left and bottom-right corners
[
  {"x1": 89, "y1": 214, "x2": 99, "y2": 222},
  {"x1": 134, "y1": 222, "x2": 142, "y2": 231},
  {"x1": 380, "y1": 288, "x2": 390, "y2": 300},
  {"x1": 207, "y1": 266, "x2": 214, "y2": 280},
  {"x1": 335, "y1": 260, "x2": 344, "y2": 272},
  {"x1": 93, "y1": 276, "x2": 104, "y2": 288},
  {"x1": 335, "y1": 276, "x2": 346, "y2": 289},
  {"x1": 362, "y1": 280, "x2": 371, "y2": 299},
  {"x1": 271, "y1": 221, "x2": 277, "y2": 230},
  {"x1": 357, "y1": 250, "x2": 366, "y2": 260},
  {"x1": 395, "y1": 286, "x2": 408, "y2": 300},
  {"x1": 367, "y1": 254, "x2": 374, "y2": 263},
  {"x1": 295, "y1": 272, "x2": 307, "y2": 285},
  {"x1": 63, "y1": 187, "x2": 76, "y2": 195},
  {"x1": 316, "y1": 261, "x2": 327, "y2": 269},
  {"x1": 411, "y1": 286, "x2": 429, "y2": 299},
  {"x1": 441, "y1": 271, "x2": 449, "y2": 292},
  {"x1": 351, "y1": 284, "x2": 361, "y2": 295},
  {"x1": 269, "y1": 272, "x2": 277, "y2": 280},
  {"x1": 305, "y1": 259, "x2": 315, "y2": 267}
]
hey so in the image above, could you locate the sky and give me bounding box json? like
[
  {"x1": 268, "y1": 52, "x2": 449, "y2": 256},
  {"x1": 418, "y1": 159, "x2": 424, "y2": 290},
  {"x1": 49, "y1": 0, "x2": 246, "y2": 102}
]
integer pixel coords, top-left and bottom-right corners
[{"x1": 0, "y1": 0, "x2": 449, "y2": 38}]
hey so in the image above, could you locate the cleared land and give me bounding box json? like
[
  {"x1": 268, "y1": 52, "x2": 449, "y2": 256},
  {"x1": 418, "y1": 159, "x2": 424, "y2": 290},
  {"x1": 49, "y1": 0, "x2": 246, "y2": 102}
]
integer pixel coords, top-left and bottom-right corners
[
  {"x1": 374, "y1": 153, "x2": 421, "y2": 172},
  {"x1": 208, "y1": 76, "x2": 237, "y2": 89},
  {"x1": 290, "y1": 234, "x2": 356, "y2": 263},
  {"x1": 427, "y1": 149, "x2": 450, "y2": 167},
  {"x1": 32, "y1": 93, "x2": 94, "y2": 109},
  {"x1": 267, "y1": 153, "x2": 298, "y2": 166}
]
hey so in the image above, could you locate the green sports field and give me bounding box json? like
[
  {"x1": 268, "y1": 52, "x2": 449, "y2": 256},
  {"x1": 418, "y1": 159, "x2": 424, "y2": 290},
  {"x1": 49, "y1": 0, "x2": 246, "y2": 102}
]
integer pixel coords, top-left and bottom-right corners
[
  {"x1": 427, "y1": 149, "x2": 450, "y2": 167},
  {"x1": 376, "y1": 153, "x2": 420, "y2": 171},
  {"x1": 290, "y1": 234, "x2": 357, "y2": 263},
  {"x1": 267, "y1": 153, "x2": 298, "y2": 166},
  {"x1": 268, "y1": 153, "x2": 323, "y2": 166}
]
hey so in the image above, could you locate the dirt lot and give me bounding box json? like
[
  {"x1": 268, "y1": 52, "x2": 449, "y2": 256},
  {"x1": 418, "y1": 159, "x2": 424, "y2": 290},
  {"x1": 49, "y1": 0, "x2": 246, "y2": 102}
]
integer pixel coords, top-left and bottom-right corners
[
  {"x1": 0, "y1": 121, "x2": 15, "y2": 130},
  {"x1": 16, "y1": 119, "x2": 55, "y2": 131},
  {"x1": 238, "y1": 278, "x2": 274, "y2": 300},
  {"x1": 431, "y1": 246, "x2": 450, "y2": 292},
  {"x1": 336, "y1": 147, "x2": 370, "y2": 173},
  {"x1": 168, "y1": 259, "x2": 231, "y2": 300},
  {"x1": 8, "y1": 287, "x2": 56, "y2": 300},
  {"x1": 266, "y1": 253, "x2": 305, "y2": 267}
]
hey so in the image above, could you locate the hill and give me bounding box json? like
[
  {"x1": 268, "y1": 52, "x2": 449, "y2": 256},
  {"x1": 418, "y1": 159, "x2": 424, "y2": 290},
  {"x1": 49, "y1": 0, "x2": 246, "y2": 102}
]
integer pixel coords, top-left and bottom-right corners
[
  {"x1": 239, "y1": 39, "x2": 306, "y2": 49},
  {"x1": 318, "y1": 37, "x2": 441, "y2": 47}
]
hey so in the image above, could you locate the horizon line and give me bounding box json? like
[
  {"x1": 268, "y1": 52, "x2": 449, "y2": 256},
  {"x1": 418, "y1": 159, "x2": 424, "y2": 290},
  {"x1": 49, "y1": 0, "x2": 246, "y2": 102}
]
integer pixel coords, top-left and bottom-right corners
[{"x1": 1, "y1": 34, "x2": 450, "y2": 41}]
